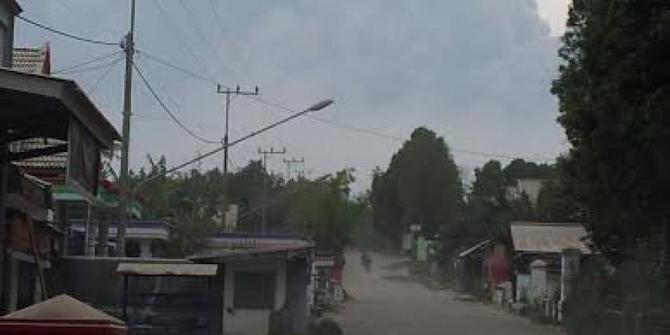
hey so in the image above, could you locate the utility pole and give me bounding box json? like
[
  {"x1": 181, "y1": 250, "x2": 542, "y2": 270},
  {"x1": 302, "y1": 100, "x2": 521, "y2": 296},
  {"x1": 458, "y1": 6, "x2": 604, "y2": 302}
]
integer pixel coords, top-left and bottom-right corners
[
  {"x1": 283, "y1": 157, "x2": 304, "y2": 180},
  {"x1": 258, "y1": 147, "x2": 286, "y2": 233},
  {"x1": 216, "y1": 85, "x2": 259, "y2": 176},
  {"x1": 118, "y1": 0, "x2": 136, "y2": 257}
]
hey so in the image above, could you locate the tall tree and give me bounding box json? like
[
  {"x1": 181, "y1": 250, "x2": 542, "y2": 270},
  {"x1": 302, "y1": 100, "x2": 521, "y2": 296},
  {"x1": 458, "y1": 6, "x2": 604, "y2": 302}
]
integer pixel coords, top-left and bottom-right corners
[
  {"x1": 371, "y1": 127, "x2": 463, "y2": 244},
  {"x1": 552, "y1": 0, "x2": 670, "y2": 264}
]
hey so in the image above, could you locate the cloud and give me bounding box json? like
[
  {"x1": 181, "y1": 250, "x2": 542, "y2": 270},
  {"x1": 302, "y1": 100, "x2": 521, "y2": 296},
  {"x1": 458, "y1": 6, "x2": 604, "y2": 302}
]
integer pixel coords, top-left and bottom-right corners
[{"x1": 14, "y1": 0, "x2": 566, "y2": 191}]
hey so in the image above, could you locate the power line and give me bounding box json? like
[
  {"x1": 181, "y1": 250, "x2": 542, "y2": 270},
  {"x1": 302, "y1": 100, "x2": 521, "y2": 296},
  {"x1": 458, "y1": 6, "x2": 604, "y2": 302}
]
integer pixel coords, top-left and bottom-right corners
[
  {"x1": 245, "y1": 95, "x2": 555, "y2": 162},
  {"x1": 55, "y1": 54, "x2": 124, "y2": 76},
  {"x1": 130, "y1": 48, "x2": 552, "y2": 162},
  {"x1": 133, "y1": 63, "x2": 220, "y2": 144},
  {"x1": 151, "y1": 0, "x2": 214, "y2": 75},
  {"x1": 52, "y1": 51, "x2": 122, "y2": 74},
  {"x1": 88, "y1": 56, "x2": 123, "y2": 95},
  {"x1": 178, "y1": 0, "x2": 226, "y2": 75},
  {"x1": 16, "y1": 14, "x2": 118, "y2": 46},
  {"x1": 137, "y1": 50, "x2": 217, "y2": 85}
]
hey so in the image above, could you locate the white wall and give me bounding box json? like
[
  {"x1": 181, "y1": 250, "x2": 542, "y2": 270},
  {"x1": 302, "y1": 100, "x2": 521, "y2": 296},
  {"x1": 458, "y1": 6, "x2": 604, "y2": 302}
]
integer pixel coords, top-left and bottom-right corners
[{"x1": 223, "y1": 259, "x2": 287, "y2": 335}]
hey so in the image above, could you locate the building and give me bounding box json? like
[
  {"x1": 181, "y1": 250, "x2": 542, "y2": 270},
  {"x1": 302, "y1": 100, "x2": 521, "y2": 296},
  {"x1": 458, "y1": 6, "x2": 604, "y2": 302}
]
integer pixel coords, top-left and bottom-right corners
[
  {"x1": 68, "y1": 219, "x2": 169, "y2": 258},
  {"x1": 510, "y1": 222, "x2": 590, "y2": 319},
  {"x1": 506, "y1": 178, "x2": 545, "y2": 205},
  {"x1": 0, "y1": 0, "x2": 20, "y2": 66},
  {"x1": 192, "y1": 233, "x2": 315, "y2": 335},
  {"x1": 454, "y1": 240, "x2": 492, "y2": 295},
  {"x1": 0, "y1": 0, "x2": 121, "y2": 314}
]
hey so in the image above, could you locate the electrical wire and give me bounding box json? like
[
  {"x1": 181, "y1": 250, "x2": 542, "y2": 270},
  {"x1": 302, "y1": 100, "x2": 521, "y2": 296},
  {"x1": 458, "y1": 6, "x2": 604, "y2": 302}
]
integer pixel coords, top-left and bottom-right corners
[
  {"x1": 55, "y1": 55, "x2": 125, "y2": 75},
  {"x1": 151, "y1": 0, "x2": 214, "y2": 75},
  {"x1": 133, "y1": 63, "x2": 220, "y2": 144},
  {"x1": 136, "y1": 50, "x2": 217, "y2": 85},
  {"x1": 178, "y1": 0, "x2": 226, "y2": 74},
  {"x1": 52, "y1": 50, "x2": 122, "y2": 74},
  {"x1": 16, "y1": 14, "x2": 118, "y2": 46},
  {"x1": 245, "y1": 95, "x2": 555, "y2": 162},
  {"x1": 134, "y1": 46, "x2": 554, "y2": 163},
  {"x1": 88, "y1": 56, "x2": 123, "y2": 94}
]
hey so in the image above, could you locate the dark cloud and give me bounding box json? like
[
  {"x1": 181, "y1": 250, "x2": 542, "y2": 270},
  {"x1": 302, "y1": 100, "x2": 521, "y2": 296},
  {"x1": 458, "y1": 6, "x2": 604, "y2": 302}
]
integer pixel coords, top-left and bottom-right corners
[{"x1": 15, "y1": 0, "x2": 565, "y2": 190}]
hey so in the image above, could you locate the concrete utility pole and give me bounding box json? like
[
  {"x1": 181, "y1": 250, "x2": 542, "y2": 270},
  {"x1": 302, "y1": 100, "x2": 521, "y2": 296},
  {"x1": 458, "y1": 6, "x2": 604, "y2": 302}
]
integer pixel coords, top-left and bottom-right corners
[
  {"x1": 215, "y1": 85, "x2": 259, "y2": 176},
  {"x1": 118, "y1": 0, "x2": 136, "y2": 257},
  {"x1": 283, "y1": 157, "x2": 304, "y2": 180},
  {"x1": 258, "y1": 147, "x2": 286, "y2": 233}
]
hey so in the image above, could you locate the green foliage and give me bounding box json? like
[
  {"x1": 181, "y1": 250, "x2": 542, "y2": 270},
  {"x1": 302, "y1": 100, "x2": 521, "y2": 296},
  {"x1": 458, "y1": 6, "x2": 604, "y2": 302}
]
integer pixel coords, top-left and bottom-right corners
[
  {"x1": 503, "y1": 158, "x2": 555, "y2": 180},
  {"x1": 552, "y1": 0, "x2": 670, "y2": 264},
  {"x1": 532, "y1": 156, "x2": 584, "y2": 223},
  {"x1": 128, "y1": 156, "x2": 363, "y2": 255},
  {"x1": 371, "y1": 127, "x2": 463, "y2": 246},
  {"x1": 287, "y1": 169, "x2": 368, "y2": 251},
  {"x1": 466, "y1": 160, "x2": 536, "y2": 240}
]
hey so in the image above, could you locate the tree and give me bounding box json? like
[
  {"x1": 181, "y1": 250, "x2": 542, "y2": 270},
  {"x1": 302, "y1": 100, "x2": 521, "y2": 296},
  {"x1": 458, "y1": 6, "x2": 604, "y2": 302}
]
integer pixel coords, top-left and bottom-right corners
[
  {"x1": 534, "y1": 158, "x2": 584, "y2": 223},
  {"x1": 552, "y1": 2, "x2": 670, "y2": 332},
  {"x1": 287, "y1": 169, "x2": 364, "y2": 251},
  {"x1": 552, "y1": 0, "x2": 670, "y2": 264},
  {"x1": 371, "y1": 127, "x2": 463, "y2": 246},
  {"x1": 503, "y1": 158, "x2": 555, "y2": 180}
]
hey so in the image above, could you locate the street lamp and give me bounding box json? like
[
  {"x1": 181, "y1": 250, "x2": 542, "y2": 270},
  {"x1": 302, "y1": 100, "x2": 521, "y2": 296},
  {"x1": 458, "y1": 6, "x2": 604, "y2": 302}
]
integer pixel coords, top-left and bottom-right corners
[{"x1": 306, "y1": 99, "x2": 334, "y2": 112}]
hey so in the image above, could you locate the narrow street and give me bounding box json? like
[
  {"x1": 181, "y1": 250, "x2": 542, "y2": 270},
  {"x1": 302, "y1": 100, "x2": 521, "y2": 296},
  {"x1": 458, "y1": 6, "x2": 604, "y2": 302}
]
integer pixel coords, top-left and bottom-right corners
[{"x1": 330, "y1": 250, "x2": 565, "y2": 335}]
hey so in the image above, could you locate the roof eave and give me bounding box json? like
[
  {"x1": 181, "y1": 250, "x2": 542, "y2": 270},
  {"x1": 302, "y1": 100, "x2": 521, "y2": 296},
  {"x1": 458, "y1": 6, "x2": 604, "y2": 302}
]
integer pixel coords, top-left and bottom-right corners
[{"x1": 0, "y1": 68, "x2": 121, "y2": 148}]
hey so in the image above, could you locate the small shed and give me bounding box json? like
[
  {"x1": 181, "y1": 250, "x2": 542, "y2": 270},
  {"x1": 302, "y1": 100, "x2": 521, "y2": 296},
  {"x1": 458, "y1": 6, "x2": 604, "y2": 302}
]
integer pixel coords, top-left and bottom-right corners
[
  {"x1": 116, "y1": 262, "x2": 221, "y2": 335},
  {"x1": 455, "y1": 240, "x2": 492, "y2": 294},
  {"x1": 510, "y1": 222, "x2": 591, "y2": 305}
]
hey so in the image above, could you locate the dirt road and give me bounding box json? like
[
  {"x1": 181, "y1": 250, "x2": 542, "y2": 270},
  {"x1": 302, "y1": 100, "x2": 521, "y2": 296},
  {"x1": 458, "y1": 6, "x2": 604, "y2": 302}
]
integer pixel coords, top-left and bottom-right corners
[{"x1": 329, "y1": 250, "x2": 564, "y2": 335}]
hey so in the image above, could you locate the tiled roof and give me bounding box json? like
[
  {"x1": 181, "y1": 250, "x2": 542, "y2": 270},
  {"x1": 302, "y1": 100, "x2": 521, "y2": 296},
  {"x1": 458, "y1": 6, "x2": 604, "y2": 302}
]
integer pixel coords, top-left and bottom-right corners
[
  {"x1": 12, "y1": 45, "x2": 50, "y2": 75},
  {"x1": 10, "y1": 138, "x2": 68, "y2": 169},
  {"x1": 10, "y1": 45, "x2": 64, "y2": 176}
]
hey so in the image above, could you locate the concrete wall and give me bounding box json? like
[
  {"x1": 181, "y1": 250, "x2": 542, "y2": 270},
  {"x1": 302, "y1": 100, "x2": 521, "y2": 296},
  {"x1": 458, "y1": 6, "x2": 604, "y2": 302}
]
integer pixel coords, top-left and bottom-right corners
[
  {"x1": 286, "y1": 258, "x2": 310, "y2": 333},
  {"x1": 223, "y1": 258, "x2": 287, "y2": 335}
]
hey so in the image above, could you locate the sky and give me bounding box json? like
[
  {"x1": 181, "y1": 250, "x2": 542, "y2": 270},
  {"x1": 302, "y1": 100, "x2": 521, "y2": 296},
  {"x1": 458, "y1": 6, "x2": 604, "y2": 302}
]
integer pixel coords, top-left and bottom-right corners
[{"x1": 14, "y1": 0, "x2": 571, "y2": 191}]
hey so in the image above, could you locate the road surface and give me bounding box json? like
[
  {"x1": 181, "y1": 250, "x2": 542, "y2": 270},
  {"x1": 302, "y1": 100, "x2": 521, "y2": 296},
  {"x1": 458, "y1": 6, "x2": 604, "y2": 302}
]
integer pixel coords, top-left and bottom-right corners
[{"x1": 330, "y1": 250, "x2": 564, "y2": 335}]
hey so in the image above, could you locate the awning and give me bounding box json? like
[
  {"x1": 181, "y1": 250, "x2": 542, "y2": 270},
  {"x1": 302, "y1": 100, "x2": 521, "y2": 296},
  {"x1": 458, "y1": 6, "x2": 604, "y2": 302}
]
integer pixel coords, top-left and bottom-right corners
[{"x1": 116, "y1": 263, "x2": 218, "y2": 277}]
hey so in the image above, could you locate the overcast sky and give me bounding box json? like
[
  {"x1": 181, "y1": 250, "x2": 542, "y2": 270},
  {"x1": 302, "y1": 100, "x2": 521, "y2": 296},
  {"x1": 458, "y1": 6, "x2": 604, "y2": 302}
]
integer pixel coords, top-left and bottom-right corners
[{"x1": 14, "y1": 0, "x2": 571, "y2": 191}]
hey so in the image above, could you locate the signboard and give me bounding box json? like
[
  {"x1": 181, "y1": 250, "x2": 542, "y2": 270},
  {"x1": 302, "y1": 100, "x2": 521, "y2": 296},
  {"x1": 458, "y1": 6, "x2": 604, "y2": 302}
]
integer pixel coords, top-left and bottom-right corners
[{"x1": 66, "y1": 117, "x2": 101, "y2": 204}]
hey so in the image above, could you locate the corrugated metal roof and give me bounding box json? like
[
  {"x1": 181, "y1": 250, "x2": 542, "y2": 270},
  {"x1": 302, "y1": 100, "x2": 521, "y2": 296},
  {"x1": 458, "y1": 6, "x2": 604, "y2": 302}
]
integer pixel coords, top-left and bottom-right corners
[
  {"x1": 116, "y1": 263, "x2": 218, "y2": 277},
  {"x1": 1, "y1": 294, "x2": 124, "y2": 324},
  {"x1": 510, "y1": 222, "x2": 591, "y2": 254}
]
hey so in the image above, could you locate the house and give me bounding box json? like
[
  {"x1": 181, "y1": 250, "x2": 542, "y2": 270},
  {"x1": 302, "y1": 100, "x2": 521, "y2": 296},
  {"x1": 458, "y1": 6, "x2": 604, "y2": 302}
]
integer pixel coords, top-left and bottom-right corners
[
  {"x1": 506, "y1": 178, "x2": 545, "y2": 205},
  {"x1": 191, "y1": 232, "x2": 315, "y2": 335},
  {"x1": 3, "y1": 166, "x2": 60, "y2": 312},
  {"x1": 0, "y1": 0, "x2": 20, "y2": 66},
  {"x1": 510, "y1": 221, "x2": 590, "y2": 320},
  {"x1": 68, "y1": 219, "x2": 169, "y2": 258},
  {"x1": 0, "y1": 0, "x2": 121, "y2": 314}
]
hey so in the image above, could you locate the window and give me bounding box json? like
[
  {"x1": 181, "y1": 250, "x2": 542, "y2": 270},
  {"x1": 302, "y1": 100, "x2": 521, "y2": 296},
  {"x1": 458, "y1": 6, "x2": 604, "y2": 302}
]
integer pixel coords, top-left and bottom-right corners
[{"x1": 233, "y1": 272, "x2": 275, "y2": 309}]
